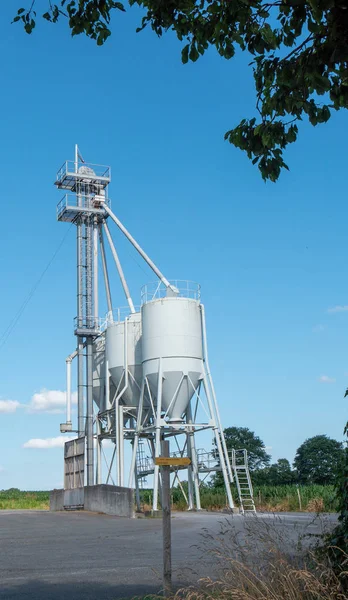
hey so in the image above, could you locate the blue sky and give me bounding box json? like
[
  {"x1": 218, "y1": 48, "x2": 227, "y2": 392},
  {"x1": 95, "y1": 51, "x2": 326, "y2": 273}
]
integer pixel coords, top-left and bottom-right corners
[{"x1": 0, "y1": 3, "x2": 347, "y2": 490}]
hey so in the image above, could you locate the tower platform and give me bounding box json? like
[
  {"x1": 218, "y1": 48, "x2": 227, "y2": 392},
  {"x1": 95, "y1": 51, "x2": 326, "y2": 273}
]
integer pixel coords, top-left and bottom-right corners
[
  {"x1": 55, "y1": 161, "x2": 111, "y2": 191},
  {"x1": 57, "y1": 194, "x2": 110, "y2": 223}
]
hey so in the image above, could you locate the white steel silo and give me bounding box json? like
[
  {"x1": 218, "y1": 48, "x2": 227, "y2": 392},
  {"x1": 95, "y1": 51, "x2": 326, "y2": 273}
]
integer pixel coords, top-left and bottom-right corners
[
  {"x1": 141, "y1": 295, "x2": 203, "y2": 422},
  {"x1": 105, "y1": 311, "x2": 142, "y2": 407}
]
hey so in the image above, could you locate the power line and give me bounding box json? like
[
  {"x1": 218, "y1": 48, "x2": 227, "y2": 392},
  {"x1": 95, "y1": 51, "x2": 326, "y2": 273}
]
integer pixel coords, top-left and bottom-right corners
[{"x1": 0, "y1": 225, "x2": 73, "y2": 349}]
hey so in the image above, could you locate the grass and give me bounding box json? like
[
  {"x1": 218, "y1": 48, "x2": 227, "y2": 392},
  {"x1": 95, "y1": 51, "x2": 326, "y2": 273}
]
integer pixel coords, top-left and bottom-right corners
[
  {"x1": 0, "y1": 489, "x2": 49, "y2": 510},
  {"x1": 254, "y1": 484, "x2": 338, "y2": 512},
  {"x1": 140, "y1": 484, "x2": 339, "y2": 512},
  {"x1": 1, "y1": 484, "x2": 339, "y2": 513}
]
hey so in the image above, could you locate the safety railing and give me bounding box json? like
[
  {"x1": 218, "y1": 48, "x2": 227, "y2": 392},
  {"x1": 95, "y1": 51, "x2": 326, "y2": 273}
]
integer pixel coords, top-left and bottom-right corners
[
  {"x1": 141, "y1": 280, "x2": 201, "y2": 304},
  {"x1": 137, "y1": 448, "x2": 250, "y2": 475},
  {"x1": 98, "y1": 307, "x2": 141, "y2": 332},
  {"x1": 74, "y1": 316, "x2": 101, "y2": 332},
  {"x1": 57, "y1": 194, "x2": 111, "y2": 220},
  {"x1": 231, "y1": 449, "x2": 249, "y2": 469},
  {"x1": 56, "y1": 161, "x2": 111, "y2": 184}
]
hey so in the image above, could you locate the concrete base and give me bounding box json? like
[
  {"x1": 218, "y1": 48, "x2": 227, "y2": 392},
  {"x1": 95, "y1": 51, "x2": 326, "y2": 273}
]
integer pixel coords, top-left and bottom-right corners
[
  {"x1": 50, "y1": 489, "x2": 64, "y2": 511},
  {"x1": 50, "y1": 484, "x2": 134, "y2": 518},
  {"x1": 85, "y1": 485, "x2": 134, "y2": 518}
]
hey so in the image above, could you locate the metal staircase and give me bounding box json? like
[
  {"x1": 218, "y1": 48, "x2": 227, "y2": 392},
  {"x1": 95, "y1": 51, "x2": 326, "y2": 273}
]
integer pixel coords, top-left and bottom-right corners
[
  {"x1": 136, "y1": 439, "x2": 148, "y2": 489},
  {"x1": 232, "y1": 449, "x2": 256, "y2": 514}
]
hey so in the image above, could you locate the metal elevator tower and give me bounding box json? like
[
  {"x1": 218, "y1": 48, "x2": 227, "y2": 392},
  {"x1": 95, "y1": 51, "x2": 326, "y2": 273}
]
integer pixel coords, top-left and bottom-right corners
[{"x1": 55, "y1": 146, "x2": 111, "y2": 486}]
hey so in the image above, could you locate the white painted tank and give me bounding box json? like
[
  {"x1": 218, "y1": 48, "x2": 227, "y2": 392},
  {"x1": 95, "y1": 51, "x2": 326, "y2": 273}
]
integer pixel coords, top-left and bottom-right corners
[
  {"x1": 141, "y1": 296, "x2": 203, "y2": 421},
  {"x1": 105, "y1": 312, "x2": 142, "y2": 406}
]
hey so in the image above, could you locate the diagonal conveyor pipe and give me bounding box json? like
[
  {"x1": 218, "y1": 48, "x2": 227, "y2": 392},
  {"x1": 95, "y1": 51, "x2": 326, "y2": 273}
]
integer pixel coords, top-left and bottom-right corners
[
  {"x1": 98, "y1": 224, "x2": 113, "y2": 316},
  {"x1": 102, "y1": 220, "x2": 136, "y2": 314},
  {"x1": 102, "y1": 203, "x2": 175, "y2": 293}
]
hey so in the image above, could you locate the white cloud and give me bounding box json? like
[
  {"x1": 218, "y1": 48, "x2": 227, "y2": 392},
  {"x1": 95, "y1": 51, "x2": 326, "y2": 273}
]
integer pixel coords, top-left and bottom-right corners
[
  {"x1": 23, "y1": 436, "x2": 74, "y2": 449},
  {"x1": 318, "y1": 375, "x2": 336, "y2": 384},
  {"x1": 0, "y1": 400, "x2": 20, "y2": 413},
  {"x1": 102, "y1": 439, "x2": 114, "y2": 448},
  {"x1": 28, "y1": 389, "x2": 77, "y2": 414},
  {"x1": 312, "y1": 324, "x2": 325, "y2": 333},
  {"x1": 328, "y1": 305, "x2": 348, "y2": 314},
  {"x1": 0, "y1": 466, "x2": 4, "y2": 473}
]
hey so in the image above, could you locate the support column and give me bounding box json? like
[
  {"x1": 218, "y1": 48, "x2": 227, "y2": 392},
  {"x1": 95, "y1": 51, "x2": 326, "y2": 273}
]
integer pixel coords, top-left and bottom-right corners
[
  {"x1": 118, "y1": 404, "x2": 124, "y2": 487},
  {"x1": 96, "y1": 427, "x2": 102, "y2": 485},
  {"x1": 77, "y1": 338, "x2": 84, "y2": 437},
  {"x1": 93, "y1": 217, "x2": 99, "y2": 322},
  {"x1": 186, "y1": 400, "x2": 201, "y2": 510},
  {"x1": 153, "y1": 359, "x2": 163, "y2": 512},
  {"x1": 202, "y1": 378, "x2": 234, "y2": 509},
  {"x1": 77, "y1": 213, "x2": 85, "y2": 438},
  {"x1": 86, "y1": 337, "x2": 94, "y2": 486},
  {"x1": 128, "y1": 380, "x2": 145, "y2": 488}
]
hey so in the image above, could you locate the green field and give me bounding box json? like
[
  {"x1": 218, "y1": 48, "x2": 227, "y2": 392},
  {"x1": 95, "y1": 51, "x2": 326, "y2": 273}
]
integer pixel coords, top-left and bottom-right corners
[
  {"x1": 0, "y1": 484, "x2": 338, "y2": 512},
  {"x1": 0, "y1": 489, "x2": 49, "y2": 510},
  {"x1": 141, "y1": 484, "x2": 339, "y2": 512}
]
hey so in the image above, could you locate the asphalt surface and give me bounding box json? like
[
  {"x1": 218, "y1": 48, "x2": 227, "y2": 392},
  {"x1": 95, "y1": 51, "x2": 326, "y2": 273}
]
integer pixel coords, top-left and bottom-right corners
[{"x1": 0, "y1": 510, "x2": 338, "y2": 600}]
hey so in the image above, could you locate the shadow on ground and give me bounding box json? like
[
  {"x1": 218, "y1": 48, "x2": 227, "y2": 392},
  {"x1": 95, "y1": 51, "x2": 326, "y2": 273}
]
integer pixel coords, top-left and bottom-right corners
[{"x1": 0, "y1": 581, "x2": 168, "y2": 600}]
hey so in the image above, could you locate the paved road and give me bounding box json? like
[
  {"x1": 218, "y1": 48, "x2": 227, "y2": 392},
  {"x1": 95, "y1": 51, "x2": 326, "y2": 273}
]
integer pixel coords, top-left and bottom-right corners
[{"x1": 0, "y1": 510, "x2": 337, "y2": 600}]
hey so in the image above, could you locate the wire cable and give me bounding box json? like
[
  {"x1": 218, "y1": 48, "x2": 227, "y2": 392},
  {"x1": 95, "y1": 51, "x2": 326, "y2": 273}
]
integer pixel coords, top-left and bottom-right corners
[{"x1": 0, "y1": 224, "x2": 73, "y2": 349}]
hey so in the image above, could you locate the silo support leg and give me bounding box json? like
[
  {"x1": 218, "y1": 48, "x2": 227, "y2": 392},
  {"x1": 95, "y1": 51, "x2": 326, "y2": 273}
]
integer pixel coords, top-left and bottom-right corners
[
  {"x1": 86, "y1": 338, "x2": 94, "y2": 486},
  {"x1": 128, "y1": 380, "x2": 145, "y2": 488},
  {"x1": 186, "y1": 437, "x2": 195, "y2": 511},
  {"x1": 202, "y1": 379, "x2": 234, "y2": 510},
  {"x1": 186, "y1": 402, "x2": 201, "y2": 510},
  {"x1": 134, "y1": 464, "x2": 141, "y2": 512},
  {"x1": 152, "y1": 361, "x2": 163, "y2": 512}
]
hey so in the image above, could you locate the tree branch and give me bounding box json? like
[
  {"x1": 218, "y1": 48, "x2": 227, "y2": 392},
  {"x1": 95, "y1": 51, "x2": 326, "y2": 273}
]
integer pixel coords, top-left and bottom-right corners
[{"x1": 281, "y1": 34, "x2": 314, "y2": 62}]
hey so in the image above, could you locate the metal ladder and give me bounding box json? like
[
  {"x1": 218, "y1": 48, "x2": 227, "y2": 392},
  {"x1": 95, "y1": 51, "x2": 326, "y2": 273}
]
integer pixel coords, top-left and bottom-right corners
[
  {"x1": 232, "y1": 449, "x2": 256, "y2": 514},
  {"x1": 136, "y1": 439, "x2": 148, "y2": 489}
]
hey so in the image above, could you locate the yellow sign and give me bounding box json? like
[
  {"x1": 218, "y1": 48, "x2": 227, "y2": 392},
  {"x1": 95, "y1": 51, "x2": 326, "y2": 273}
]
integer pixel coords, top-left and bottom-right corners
[{"x1": 155, "y1": 457, "x2": 191, "y2": 467}]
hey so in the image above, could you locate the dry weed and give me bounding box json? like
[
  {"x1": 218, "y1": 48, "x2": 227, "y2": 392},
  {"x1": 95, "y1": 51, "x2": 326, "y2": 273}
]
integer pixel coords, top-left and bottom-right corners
[
  {"x1": 172, "y1": 514, "x2": 346, "y2": 600},
  {"x1": 307, "y1": 498, "x2": 325, "y2": 513}
]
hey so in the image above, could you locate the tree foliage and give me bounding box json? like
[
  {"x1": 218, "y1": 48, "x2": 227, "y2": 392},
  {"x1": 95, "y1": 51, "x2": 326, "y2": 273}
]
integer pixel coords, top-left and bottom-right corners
[
  {"x1": 253, "y1": 457, "x2": 296, "y2": 485},
  {"x1": 13, "y1": 0, "x2": 348, "y2": 181},
  {"x1": 212, "y1": 426, "x2": 270, "y2": 488},
  {"x1": 293, "y1": 434, "x2": 344, "y2": 485},
  {"x1": 223, "y1": 426, "x2": 271, "y2": 471}
]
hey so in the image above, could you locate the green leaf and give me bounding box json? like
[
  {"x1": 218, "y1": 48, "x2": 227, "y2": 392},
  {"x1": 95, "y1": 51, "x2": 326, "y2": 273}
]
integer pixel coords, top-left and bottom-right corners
[
  {"x1": 189, "y1": 45, "x2": 199, "y2": 62},
  {"x1": 181, "y1": 44, "x2": 189, "y2": 64}
]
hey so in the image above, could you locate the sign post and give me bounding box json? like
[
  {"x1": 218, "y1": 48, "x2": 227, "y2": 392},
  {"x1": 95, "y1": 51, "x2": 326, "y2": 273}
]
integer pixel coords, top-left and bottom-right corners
[
  {"x1": 155, "y1": 450, "x2": 192, "y2": 596},
  {"x1": 160, "y1": 439, "x2": 172, "y2": 597}
]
